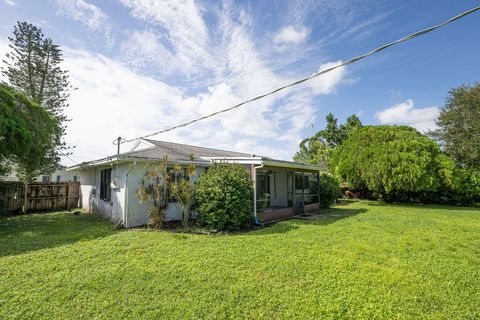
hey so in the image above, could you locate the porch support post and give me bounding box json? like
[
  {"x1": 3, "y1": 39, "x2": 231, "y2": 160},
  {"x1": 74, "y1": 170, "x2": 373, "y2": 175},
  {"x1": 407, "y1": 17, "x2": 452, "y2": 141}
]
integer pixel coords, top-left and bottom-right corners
[
  {"x1": 301, "y1": 171, "x2": 305, "y2": 213},
  {"x1": 317, "y1": 172, "x2": 320, "y2": 206},
  {"x1": 292, "y1": 171, "x2": 295, "y2": 212}
]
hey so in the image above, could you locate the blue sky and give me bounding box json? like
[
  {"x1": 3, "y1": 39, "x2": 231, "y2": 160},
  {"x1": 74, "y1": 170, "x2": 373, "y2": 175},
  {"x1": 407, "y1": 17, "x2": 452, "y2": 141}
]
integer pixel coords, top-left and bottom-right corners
[{"x1": 0, "y1": 0, "x2": 479, "y2": 163}]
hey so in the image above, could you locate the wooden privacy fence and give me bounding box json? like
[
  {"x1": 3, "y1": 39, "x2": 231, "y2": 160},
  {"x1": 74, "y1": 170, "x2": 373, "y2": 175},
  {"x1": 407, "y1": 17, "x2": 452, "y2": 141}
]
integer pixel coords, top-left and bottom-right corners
[{"x1": 0, "y1": 181, "x2": 80, "y2": 215}]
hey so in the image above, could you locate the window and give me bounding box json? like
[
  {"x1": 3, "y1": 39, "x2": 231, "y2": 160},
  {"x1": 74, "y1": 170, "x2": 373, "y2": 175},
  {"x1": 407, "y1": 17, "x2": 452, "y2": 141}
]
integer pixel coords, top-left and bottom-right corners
[
  {"x1": 42, "y1": 175, "x2": 49, "y2": 182},
  {"x1": 73, "y1": 176, "x2": 78, "y2": 182},
  {"x1": 56, "y1": 175, "x2": 61, "y2": 183},
  {"x1": 100, "y1": 169, "x2": 112, "y2": 202}
]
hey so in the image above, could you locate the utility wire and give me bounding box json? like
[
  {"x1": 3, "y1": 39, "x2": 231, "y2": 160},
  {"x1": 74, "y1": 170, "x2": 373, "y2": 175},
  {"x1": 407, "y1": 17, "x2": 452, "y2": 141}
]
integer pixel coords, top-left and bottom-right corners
[
  {"x1": 121, "y1": 6, "x2": 480, "y2": 144},
  {"x1": 60, "y1": 151, "x2": 79, "y2": 165}
]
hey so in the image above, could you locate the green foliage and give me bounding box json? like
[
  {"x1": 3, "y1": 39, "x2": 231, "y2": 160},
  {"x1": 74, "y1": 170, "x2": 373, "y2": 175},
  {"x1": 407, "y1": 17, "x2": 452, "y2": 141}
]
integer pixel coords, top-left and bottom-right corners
[
  {"x1": 1, "y1": 202, "x2": 480, "y2": 319},
  {"x1": 319, "y1": 113, "x2": 363, "y2": 148},
  {"x1": 170, "y1": 163, "x2": 196, "y2": 228},
  {"x1": 136, "y1": 157, "x2": 171, "y2": 228},
  {"x1": 294, "y1": 113, "x2": 362, "y2": 169},
  {"x1": 195, "y1": 163, "x2": 253, "y2": 230},
  {"x1": 1, "y1": 21, "x2": 73, "y2": 175},
  {"x1": 293, "y1": 133, "x2": 333, "y2": 171},
  {"x1": 450, "y1": 168, "x2": 480, "y2": 205},
  {"x1": 0, "y1": 84, "x2": 58, "y2": 179},
  {"x1": 332, "y1": 126, "x2": 456, "y2": 202},
  {"x1": 431, "y1": 83, "x2": 480, "y2": 170},
  {"x1": 318, "y1": 173, "x2": 342, "y2": 208}
]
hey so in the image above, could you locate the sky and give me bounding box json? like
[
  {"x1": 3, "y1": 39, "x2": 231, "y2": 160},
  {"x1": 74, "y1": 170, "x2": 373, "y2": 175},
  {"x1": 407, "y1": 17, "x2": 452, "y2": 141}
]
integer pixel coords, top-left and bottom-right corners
[{"x1": 0, "y1": 0, "x2": 479, "y2": 165}]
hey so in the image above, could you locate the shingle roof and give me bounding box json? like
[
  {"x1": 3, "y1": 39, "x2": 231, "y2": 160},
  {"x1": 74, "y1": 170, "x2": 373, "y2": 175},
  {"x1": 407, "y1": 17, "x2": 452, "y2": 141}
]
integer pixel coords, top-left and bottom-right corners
[{"x1": 119, "y1": 139, "x2": 252, "y2": 161}]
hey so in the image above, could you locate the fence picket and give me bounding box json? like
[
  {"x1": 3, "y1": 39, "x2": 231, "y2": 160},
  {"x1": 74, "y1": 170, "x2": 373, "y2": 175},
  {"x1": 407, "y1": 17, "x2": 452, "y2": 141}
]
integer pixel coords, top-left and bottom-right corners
[{"x1": 0, "y1": 181, "x2": 80, "y2": 215}]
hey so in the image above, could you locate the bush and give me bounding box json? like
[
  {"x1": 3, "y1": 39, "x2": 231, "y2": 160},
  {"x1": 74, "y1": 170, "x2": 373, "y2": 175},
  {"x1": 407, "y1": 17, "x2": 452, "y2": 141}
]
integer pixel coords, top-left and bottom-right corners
[
  {"x1": 195, "y1": 163, "x2": 254, "y2": 230},
  {"x1": 319, "y1": 173, "x2": 342, "y2": 208}
]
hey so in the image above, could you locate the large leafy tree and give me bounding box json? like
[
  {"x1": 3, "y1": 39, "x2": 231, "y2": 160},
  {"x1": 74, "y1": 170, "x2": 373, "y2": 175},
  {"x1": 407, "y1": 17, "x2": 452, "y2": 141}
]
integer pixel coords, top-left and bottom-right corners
[
  {"x1": 294, "y1": 113, "x2": 362, "y2": 169},
  {"x1": 0, "y1": 84, "x2": 57, "y2": 180},
  {"x1": 1, "y1": 21, "x2": 72, "y2": 175},
  {"x1": 332, "y1": 126, "x2": 455, "y2": 202},
  {"x1": 431, "y1": 83, "x2": 480, "y2": 170}
]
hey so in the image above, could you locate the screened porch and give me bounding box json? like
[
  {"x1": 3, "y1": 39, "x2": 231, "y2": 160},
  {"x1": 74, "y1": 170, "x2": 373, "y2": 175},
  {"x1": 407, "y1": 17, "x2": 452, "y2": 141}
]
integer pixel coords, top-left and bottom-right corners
[{"x1": 255, "y1": 166, "x2": 320, "y2": 223}]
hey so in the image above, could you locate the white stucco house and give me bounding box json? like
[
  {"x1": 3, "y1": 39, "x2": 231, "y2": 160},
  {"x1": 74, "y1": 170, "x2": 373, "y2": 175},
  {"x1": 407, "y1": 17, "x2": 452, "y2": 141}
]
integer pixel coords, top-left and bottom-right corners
[{"x1": 67, "y1": 139, "x2": 321, "y2": 228}]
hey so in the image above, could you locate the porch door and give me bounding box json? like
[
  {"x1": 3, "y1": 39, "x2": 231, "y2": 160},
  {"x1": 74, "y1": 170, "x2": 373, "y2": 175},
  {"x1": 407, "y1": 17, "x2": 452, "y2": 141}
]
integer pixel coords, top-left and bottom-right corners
[
  {"x1": 287, "y1": 172, "x2": 293, "y2": 207},
  {"x1": 256, "y1": 173, "x2": 270, "y2": 208},
  {"x1": 294, "y1": 172, "x2": 304, "y2": 212}
]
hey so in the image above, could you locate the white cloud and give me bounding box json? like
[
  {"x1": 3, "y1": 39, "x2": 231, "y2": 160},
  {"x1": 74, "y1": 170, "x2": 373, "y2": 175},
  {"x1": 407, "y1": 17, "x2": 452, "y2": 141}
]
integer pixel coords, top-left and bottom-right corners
[
  {"x1": 0, "y1": 1, "x2": 353, "y2": 164},
  {"x1": 118, "y1": 0, "x2": 214, "y2": 76},
  {"x1": 274, "y1": 25, "x2": 309, "y2": 45},
  {"x1": 3, "y1": 0, "x2": 16, "y2": 6},
  {"x1": 375, "y1": 99, "x2": 440, "y2": 132},
  {"x1": 52, "y1": 0, "x2": 113, "y2": 46},
  {"x1": 308, "y1": 61, "x2": 346, "y2": 95}
]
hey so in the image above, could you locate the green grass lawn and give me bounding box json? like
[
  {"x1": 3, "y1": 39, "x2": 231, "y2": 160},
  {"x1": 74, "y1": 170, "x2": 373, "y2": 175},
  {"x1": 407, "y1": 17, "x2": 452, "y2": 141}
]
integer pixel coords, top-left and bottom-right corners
[{"x1": 0, "y1": 201, "x2": 479, "y2": 319}]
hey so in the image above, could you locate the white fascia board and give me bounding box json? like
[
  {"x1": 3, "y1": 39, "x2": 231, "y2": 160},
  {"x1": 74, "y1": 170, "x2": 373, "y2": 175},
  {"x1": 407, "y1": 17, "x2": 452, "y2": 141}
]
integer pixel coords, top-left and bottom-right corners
[
  {"x1": 201, "y1": 157, "x2": 263, "y2": 165},
  {"x1": 262, "y1": 160, "x2": 320, "y2": 171}
]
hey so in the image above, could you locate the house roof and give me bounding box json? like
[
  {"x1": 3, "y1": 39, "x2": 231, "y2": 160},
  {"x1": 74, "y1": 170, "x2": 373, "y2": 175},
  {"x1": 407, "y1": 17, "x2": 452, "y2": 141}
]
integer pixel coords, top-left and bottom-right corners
[
  {"x1": 68, "y1": 139, "x2": 320, "y2": 172},
  {"x1": 124, "y1": 139, "x2": 252, "y2": 160}
]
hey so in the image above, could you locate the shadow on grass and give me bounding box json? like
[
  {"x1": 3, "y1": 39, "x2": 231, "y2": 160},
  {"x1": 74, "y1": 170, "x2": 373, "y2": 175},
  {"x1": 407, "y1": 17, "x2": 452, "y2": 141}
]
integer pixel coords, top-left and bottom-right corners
[
  {"x1": 253, "y1": 206, "x2": 368, "y2": 235},
  {"x1": 365, "y1": 201, "x2": 480, "y2": 212},
  {"x1": 0, "y1": 212, "x2": 117, "y2": 257}
]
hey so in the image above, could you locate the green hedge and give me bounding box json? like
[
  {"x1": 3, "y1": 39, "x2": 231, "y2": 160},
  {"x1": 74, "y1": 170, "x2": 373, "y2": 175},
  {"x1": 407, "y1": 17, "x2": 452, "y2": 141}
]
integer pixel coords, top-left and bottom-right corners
[{"x1": 195, "y1": 164, "x2": 254, "y2": 230}]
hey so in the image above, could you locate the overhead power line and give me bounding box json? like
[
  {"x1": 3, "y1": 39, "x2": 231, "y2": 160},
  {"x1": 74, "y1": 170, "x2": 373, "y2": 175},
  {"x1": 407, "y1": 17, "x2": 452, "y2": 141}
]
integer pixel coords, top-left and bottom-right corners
[
  {"x1": 60, "y1": 151, "x2": 79, "y2": 165},
  {"x1": 121, "y1": 5, "x2": 480, "y2": 144}
]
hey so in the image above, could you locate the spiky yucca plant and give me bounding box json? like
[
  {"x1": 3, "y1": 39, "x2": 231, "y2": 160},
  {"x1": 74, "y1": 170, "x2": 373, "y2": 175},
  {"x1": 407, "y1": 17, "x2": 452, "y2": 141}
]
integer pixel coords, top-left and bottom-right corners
[
  {"x1": 136, "y1": 156, "x2": 171, "y2": 228},
  {"x1": 170, "y1": 163, "x2": 196, "y2": 228}
]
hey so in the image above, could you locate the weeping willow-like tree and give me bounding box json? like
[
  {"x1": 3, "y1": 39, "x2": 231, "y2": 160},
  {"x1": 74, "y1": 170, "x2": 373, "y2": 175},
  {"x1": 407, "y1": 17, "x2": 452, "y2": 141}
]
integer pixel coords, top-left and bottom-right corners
[
  {"x1": 332, "y1": 125, "x2": 456, "y2": 202},
  {"x1": 0, "y1": 84, "x2": 57, "y2": 180}
]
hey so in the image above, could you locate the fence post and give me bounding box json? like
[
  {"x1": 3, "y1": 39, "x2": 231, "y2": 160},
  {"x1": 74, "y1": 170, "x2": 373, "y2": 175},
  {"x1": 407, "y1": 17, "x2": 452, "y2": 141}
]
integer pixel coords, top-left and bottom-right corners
[
  {"x1": 66, "y1": 181, "x2": 71, "y2": 211},
  {"x1": 22, "y1": 181, "x2": 28, "y2": 214}
]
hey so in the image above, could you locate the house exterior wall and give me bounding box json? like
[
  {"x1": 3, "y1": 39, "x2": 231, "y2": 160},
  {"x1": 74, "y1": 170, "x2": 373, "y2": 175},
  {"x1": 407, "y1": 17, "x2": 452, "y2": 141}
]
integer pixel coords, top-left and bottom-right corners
[
  {"x1": 77, "y1": 163, "x2": 128, "y2": 225},
  {"x1": 77, "y1": 162, "x2": 206, "y2": 228},
  {"x1": 125, "y1": 164, "x2": 206, "y2": 228}
]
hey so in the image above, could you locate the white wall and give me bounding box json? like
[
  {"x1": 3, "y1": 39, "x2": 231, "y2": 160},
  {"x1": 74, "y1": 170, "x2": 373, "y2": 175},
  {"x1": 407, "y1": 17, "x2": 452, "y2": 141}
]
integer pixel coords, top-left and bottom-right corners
[
  {"x1": 125, "y1": 164, "x2": 206, "y2": 228},
  {"x1": 77, "y1": 163, "x2": 128, "y2": 226}
]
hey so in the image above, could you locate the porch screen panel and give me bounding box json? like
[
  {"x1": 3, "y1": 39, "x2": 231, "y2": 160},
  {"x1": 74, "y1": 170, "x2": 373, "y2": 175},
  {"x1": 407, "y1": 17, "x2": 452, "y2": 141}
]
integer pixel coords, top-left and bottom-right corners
[{"x1": 304, "y1": 172, "x2": 319, "y2": 204}]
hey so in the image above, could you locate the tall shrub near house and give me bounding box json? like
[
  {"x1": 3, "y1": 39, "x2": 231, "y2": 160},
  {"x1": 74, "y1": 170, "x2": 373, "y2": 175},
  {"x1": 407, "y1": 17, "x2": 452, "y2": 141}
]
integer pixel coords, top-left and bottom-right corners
[
  {"x1": 196, "y1": 163, "x2": 253, "y2": 231},
  {"x1": 136, "y1": 157, "x2": 171, "y2": 228},
  {"x1": 318, "y1": 173, "x2": 342, "y2": 208},
  {"x1": 170, "y1": 163, "x2": 196, "y2": 228}
]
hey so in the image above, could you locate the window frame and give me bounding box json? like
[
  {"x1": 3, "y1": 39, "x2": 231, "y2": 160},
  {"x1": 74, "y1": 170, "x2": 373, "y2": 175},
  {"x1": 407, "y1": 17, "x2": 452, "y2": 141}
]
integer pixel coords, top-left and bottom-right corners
[{"x1": 100, "y1": 168, "x2": 112, "y2": 202}]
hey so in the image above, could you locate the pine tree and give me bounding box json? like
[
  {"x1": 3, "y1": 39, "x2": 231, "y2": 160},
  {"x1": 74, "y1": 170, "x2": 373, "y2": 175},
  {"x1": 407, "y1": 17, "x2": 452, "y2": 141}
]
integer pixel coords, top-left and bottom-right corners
[{"x1": 1, "y1": 21, "x2": 72, "y2": 178}]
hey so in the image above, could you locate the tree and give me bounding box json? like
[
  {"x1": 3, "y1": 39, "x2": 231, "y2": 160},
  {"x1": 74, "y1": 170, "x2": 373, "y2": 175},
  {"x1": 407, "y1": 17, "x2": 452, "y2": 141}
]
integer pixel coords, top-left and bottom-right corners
[
  {"x1": 136, "y1": 157, "x2": 171, "y2": 228},
  {"x1": 338, "y1": 114, "x2": 362, "y2": 144},
  {"x1": 319, "y1": 113, "x2": 341, "y2": 147},
  {"x1": 1, "y1": 21, "x2": 72, "y2": 175},
  {"x1": 170, "y1": 163, "x2": 196, "y2": 228},
  {"x1": 0, "y1": 84, "x2": 57, "y2": 180},
  {"x1": 294, "y1": 113, "x2": 362, "y2": 169},
  {"x1": 332, "y1": 126, "x2": 455, "y2": 202},
  {"x1": 293, "y1": 133, "x2": 333, "y2": 171},
  {"x1": 431, "y1": 83, "x2": 480, "y2": 170},
  {"x1": 196, "y1": 163, "x2": 253, "y2": 231}
]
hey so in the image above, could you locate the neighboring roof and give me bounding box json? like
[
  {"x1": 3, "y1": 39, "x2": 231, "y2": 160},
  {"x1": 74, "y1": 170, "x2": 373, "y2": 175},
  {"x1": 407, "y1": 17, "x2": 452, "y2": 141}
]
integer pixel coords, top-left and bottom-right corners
[{"x1": 123, "y1": 139, "x2": 252, "y2": 161}]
